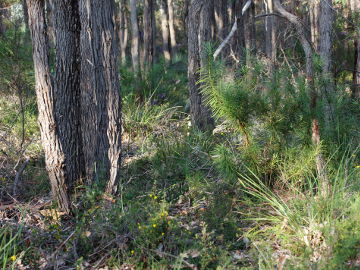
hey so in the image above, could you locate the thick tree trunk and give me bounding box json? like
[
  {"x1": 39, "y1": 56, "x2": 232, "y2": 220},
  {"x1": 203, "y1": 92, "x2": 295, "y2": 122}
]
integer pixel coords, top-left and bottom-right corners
[
  {"x1": 167, "y1": 0, "x2": 177, "y2": 58},
  {"x1": 27, "y1": 0, "x2": 72, "y2": 213},
  {"x1": 143, "y1": 0, "x2": 155, "y2": 68},
  {"x1": 80, "y1": 0, "x2": 122, "y2": 194},
  {"x1": 118, "y1": 0, "x2": 129, "y2": 65},
  {"x1": 130, "y1": 0, "x2": 140, "y2": 73},
  {"x1": 53, "y1": 0, "x2": 84, "y2": 190},
  {"x1": 160, "y1": 0, "x2": 171, "y2": 62},
  {"x1": 188, "y1": 0, "x2": 214, "y2": 131},
  {"x1": 274, "y1": 0, "x2": 330, "y2": 197}
]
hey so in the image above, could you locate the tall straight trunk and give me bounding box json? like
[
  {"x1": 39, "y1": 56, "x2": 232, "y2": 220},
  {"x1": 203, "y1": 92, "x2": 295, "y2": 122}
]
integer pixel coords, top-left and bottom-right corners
[
  {"x1": 118, "y1": 0, "x2": 129, "y2": 65},
  {"x1": 53, "y1": 0, "x2": 84, "y2": 190},
  {"x1": 167, "y1": 0, "x2": 177, "y2": 58},
  {"x1": 243, "y1": 0, "x2": 256, "y2": 67},
  {"x1": 214, "y1": 0, "x2": 229, "y2": 59},
  {"x1": 265, "y1": 0, "x2": 276, "y2": 72},
  {"x1": 319, "y1": 0, "x2": 334, "y2": 127},
  {"x1": 350, "y1": 0, "x2": 360, "y2": 98},
  {"x1": 232, "y1": 0, "x2": 246, "y2": 65},
  {"x1": 274, "y1": 0, "x2": 330, "y2": 197},
  {"x1": 26, "y1": 0, "x2": 72, "y2": 213},
  {"x1": 130, "y1": 0, "x2": 140, "y2": 73},
  {"x1": 199, "y1": 0, "x2": 214, "y2": 65},
  {"x1": 80, "y1": 0, "x2": 122, "y2": 194},
  {"x1": 22, "y1": 0, "x2": 29, "y2": 30},
  {"x1": 310, "y1": 0, "x2": 320, "y2": 49},
  {"x1": 354, "y1": 40, "x2": 360, "y2": 98},
  {"x1": 188, "y1": 0, "x2": 214, "y2": 131},
  {"x1": 143, "y1": 0, "x2": 155, "y2": 67},
  {"x1": 159, "y1": 0, "x2": 171, "y2": 62},
  {"x1": 0, "y1": 1, "x2": 8, "y2": 36}
]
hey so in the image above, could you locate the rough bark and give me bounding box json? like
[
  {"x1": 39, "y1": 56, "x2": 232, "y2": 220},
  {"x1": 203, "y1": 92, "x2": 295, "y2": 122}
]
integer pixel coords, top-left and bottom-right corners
[
  {"x1": 118, "y1": 0, "x2": 129, "y2": 65},
  {"x1": 167, "y1": 0, "x2": 177, "y2": 58},
  {"x1": 274, "y1": 0, "x2": 330, "y2": 197},
  {"x1": 143, "y1": 0, "x2": 155, "y2": 67},
  {"x1": 26, "y1": 0, "x2": 72, "y2": 213},
  {"x1": 80, "y1": 0, "x2": 122, "y2": 194},
  {"x1": 199, "y1": 0, "x2": 214, "y2": 66},
  {"x1": 130, "y1": 0, "x2": 140, "y2": 73},
  {"x1": 53, "y1": 0, "x2": 84, "y2": 190},
  {"x1": 188, "y1": 0, "x2": 214, "y2": 131},
  {"x1": 159, "y1": 0, "x2": 171, "y2": 62}
]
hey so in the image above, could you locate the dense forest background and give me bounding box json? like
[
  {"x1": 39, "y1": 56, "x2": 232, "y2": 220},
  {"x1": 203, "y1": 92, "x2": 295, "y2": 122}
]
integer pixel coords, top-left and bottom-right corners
[{"x1": 1, "y1": 0, "x2": 360, "y2": 269}]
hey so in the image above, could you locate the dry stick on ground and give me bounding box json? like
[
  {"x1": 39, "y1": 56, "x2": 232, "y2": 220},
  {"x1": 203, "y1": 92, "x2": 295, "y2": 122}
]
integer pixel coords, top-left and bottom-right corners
[{"x1": 273, "y1": 0, "x2": 330, "y2": 197}]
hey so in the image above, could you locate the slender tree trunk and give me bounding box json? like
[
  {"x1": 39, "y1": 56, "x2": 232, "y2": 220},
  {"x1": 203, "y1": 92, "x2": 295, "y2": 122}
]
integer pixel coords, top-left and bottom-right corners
[
  {"x1": 159, "y1": 0, "x2": 171, "y2": 62},
  {"x1": 130, "y1": 0, "x2": 140, "y2": 73},
  {"x1": 214, "y1": 0, "x2": 228, "y2": 59},
  {"x1": 319, "y1": 0, "x2": 334, "y2": 127},
  {"x1": 80, "y1": 0, "x2": 122, "y2": 194},
  {"x1": 354, "y1": 39, "x2": 360, "y2": 98},
  {"x1": 243, "y1": 0, "x2": 256, "y2": 67},
  {"x1": 143, "y1": 0, "x2": 155, "y2": 68},
  {"x1": 310, "y1": 0, "x2": 320, "y2": 49},
  {"x1": 274, "y1": 0, "x2": 330, "y2": 197},
  {"x1": 232, "y1": 0, "x2": 246, "y2": 65},
  {"x1": 167, "y1": 0, "x2": 177, "y2": 58},
  {"x1": 118, "y1": 0, "x2": 129, "y2": 65},
  {"x1": 188, "y1": 0, "x2": 214, "y2": 131},
  {"x1": 27, "y1": 0, "x2": 72, "y2": 213},
  {"x1": 53, "y1": 0, "x2": 84, "y2": 191},
  {"x1": 22, "y1": 0, "x2": 29, "y2": 30},
  {"x1": 265, "y1": 0, "x2": 276, "y2": 72},
  {"x1": 350, "y1": 0, "x2": 360, "y2": 98}
]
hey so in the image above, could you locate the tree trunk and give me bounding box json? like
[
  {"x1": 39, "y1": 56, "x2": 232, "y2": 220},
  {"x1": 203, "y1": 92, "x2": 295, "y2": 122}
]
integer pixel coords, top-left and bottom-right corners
[
  {"x1": 319, "y1": 0, "x2": 334, "y2": 127},
  {"x1": 53, "y1": 0, "x2": 84, "y2": 191},
  {"x1": 188, "y1": 0, "x2": 214, "y2": 131},
  {"x1": 214, "y1": 0, "x2": 228, "y2": 57},
  {"x1": 118, "y1": 0, "x2": 129, "y2": 65},
  {"x1": 243, "y1": 0, "x2": 256, "y2": 67},
  {"x1": 354, "y1": 39, "x2": 360, "y2": 98},
  {"x1": 167, "y1": 0, "x2": 177, "y2": 58},
  {"x1": 159, "y1": 0, "x2": 171, "y2": 62},
  {"x1": 232, "y1": 0, "x2": 246, "y2": 65},
  {"x1": 350, "y1": 0, "x2": 360, "y2": 98},
  {"x1": 130, "y1": 0, "x2": 140, "y2": 73},
  {"x1": 310, "y1": 0, "x2": 320, "y2": 50},
  {"x1": 143, "y1": 0, "x2": 155, "y2": 68},
  {"x1": 274, "y1": 0, "x2": 330, "y2": 197},
  {"x1": 265, "y1": 0, "x2": 276, "y2": 72},
  {"x1": 26, "y1": 0, "x2": 72, "y2": 213},
  {"x1": 80, "y1": 0, "x2": 122, "y2": 194}
]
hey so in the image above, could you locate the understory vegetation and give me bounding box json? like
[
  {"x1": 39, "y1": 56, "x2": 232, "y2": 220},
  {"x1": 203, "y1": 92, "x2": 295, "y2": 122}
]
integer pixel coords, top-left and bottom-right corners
[{"x1": 1, "y1": 45, "x2": 360, "y2": 269}]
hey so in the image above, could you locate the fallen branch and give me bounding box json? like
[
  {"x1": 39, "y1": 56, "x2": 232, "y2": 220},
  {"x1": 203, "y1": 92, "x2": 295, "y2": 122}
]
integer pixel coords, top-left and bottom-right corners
[{"x1": 213, "y1": 20, "x2": 238, "y2": 60}]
